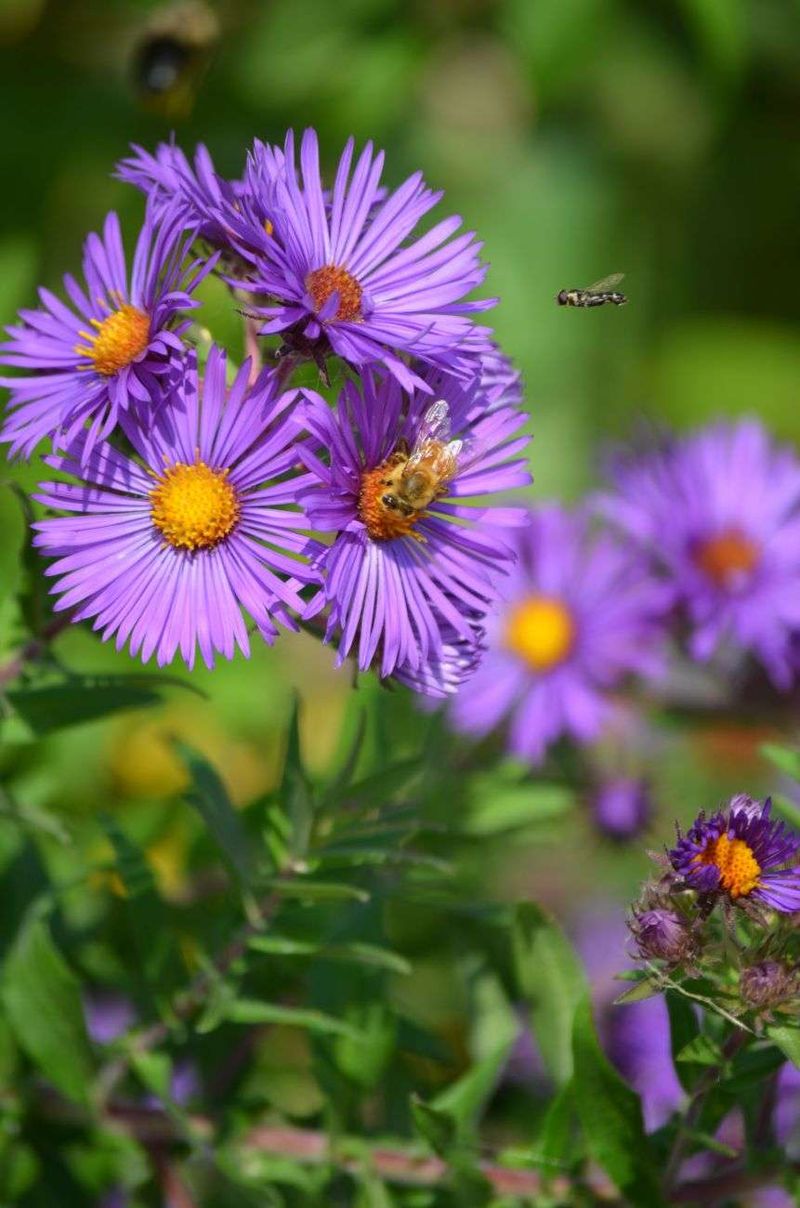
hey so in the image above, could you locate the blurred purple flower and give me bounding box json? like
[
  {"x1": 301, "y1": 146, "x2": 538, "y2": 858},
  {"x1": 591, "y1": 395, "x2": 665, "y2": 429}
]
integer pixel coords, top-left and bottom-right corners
[
  {"x1": 240, "y1": 128, "x2": 494, "y2": 389},
  {"x1": 592, "y1": 776, "x2": 652, "y2": 840},
  {"x1": 33, "y1": 347, "x2": 317, "y2": 669},
  {"x1": 0, "y1": 205, "x2": 211, "y2": 462},
  {"x1": 596, "y1": 419, "x2": 800, "y2": 687},
  {"x1": 297, "y1": 354, "x2": 530, "y2": 690},
  {"x1": 83, "y1": 991, "x2": 136, "y2": 1045},
  {"x1": 450, "y1": 505, "x2": 668, "y2": 763},
  {"x1": 669, "y1": 795, "x2": 800, "y2": 911}
]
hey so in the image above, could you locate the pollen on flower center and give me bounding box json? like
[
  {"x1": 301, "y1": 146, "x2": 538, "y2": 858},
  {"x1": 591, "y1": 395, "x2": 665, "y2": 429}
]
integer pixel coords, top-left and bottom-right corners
[
  {"x1": 358, "y1": 460, "x2": 421, "y2": 542},
  {"x1": 150, "y1": 459, "x2": 240, "y2": 551},
  {"x1": 306, "y1": 264, "x2": 363, "y2": 322},
  {"x1": 694, "y1": 833, "x2": 761, "y2": 898},
  {"x1": 76, "y1": 304, "x2": 151, "y2": 376},
  {"x1": 694, "y1": 527, "x2": 760, "y2": 589},
  {"x1": 505, "y1": 595, "x2": 576, "y2": 672}
]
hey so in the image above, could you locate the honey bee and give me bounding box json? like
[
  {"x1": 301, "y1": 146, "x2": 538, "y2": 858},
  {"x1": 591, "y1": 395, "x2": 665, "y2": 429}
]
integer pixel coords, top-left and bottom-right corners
[{"x1": 381, "y1": 401, "x2": 462, "y2": 518}]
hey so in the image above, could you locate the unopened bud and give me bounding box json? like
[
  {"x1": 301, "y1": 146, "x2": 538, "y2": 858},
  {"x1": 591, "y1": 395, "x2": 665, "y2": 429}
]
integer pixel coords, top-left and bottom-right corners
[
  {"x1": 739, "y1": 961, "x2": 799, "y2": 1011},
  {"x1": 592, "y1": 777, "x2": 652, "y2": 841},
  {"x1": 629, "y1": 907, "x2": 694, "y2": 964}
]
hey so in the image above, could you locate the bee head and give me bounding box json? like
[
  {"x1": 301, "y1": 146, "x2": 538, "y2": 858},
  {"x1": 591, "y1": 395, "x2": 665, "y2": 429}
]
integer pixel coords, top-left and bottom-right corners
[
  {"x1": 381, "y1": 494, "x2": 399, "y2": 510},
  {"x1": 556, "y1": 289, "x2": 569, "y2": 306}
]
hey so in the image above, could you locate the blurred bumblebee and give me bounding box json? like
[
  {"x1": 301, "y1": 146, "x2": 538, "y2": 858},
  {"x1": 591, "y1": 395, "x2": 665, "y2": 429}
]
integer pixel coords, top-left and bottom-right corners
[
  {"x1": 556, "y1": 273, "x2": 628, "y2": 308},
  {"x1": 131, "y1": 1, "x2": 219, "y2": 117},
  {"x1": 381, "y1": 401, "x2": 462, "y2": 519}
]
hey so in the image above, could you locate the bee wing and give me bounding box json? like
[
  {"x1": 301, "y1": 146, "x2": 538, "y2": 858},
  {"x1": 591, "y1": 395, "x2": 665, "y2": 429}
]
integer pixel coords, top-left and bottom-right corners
[
  {"x1": 584, "y1": 273, "x2": 625, "y2": 295},
  {"x1": 417, "y1": 400, "x2": 452, "y2": 445}
]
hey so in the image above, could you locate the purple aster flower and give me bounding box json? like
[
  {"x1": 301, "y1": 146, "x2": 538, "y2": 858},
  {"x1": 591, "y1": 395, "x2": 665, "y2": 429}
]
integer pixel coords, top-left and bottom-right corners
[
  {"x1": 296, "y1": 353, "x2": 530, "y2": 689},
  {"x1": 592, "y1": 776, "x2": 652, "y2": 840},
  {"x1": 32, "y1": 347, "x2": 316, "y2": 669},
  {"x1": 449, "y1": 505, "x2": 669, "y2": 764},
  {"x1": 117, "y1": 139, "x2": 282, "y2": 266},
  {"x1": 0, "y1": 204, "x2": 212, "y2": 461},
  {"x1": 596, "y1": 419, "x2": 800, "y2": 688},
  {"x1": 668, "y1": 795, "x2": 800, "y2": 912},
  {"x1": 241, "y1": 127, "x2": 494, "y2": 390}
]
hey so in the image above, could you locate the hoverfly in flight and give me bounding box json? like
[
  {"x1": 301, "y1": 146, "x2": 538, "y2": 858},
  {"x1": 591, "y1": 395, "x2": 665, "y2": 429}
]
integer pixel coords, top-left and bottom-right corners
[{"x1": 556, "y1": 273, "x2": 628, "y2": 308}]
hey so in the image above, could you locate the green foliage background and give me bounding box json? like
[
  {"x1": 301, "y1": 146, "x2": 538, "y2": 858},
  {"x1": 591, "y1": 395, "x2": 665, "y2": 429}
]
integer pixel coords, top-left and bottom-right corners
[{"x1": 1, "y1": 2, "x2": 800, "y2": 1204}]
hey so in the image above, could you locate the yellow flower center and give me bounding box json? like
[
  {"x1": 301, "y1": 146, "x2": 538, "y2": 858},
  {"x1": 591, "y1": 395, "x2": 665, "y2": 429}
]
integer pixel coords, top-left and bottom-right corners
[
  {"x1": 693, "y1": 833, "x2": 761, "y2": 899},
  {"x1": 505, "y1": 595, "x2": 576, "y2": 672},
  {"x1": 305, "y1": 264, "x2": 363, "y2": 322},
  {"x1": 150, "y1": 459, "x2": 240, "y2": 551},
  {"x1": 694, "y1": 528, "x2": 760, "y2": 589},
  {"x1": 76, "y1": 304, "x2": 151, "y2": 376}
]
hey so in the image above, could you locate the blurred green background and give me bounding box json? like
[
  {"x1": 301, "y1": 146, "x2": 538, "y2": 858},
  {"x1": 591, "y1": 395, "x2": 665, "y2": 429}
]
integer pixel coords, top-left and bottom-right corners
[{"x1": 2, "y1": 0, "x2": 800, "y2": 914}]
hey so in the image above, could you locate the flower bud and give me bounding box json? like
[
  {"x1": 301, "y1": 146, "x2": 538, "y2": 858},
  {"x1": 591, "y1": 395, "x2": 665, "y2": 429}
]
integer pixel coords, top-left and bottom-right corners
[
  {"x1": 739, "y1": 961, "x2": 799, "y2": 1011},
  {"x1": 629, "y1": 907, "x2": 694, "y2": 964},
  {"x1": 592, "y1": 777, "x2": 652, "y2": 841}
]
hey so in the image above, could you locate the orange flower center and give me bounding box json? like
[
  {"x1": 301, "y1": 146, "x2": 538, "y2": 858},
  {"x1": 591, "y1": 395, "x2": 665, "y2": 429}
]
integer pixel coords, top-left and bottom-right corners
[
  {"x1": 76, "y1": 304, "x2": 151, "y2": 376},
  {"x1": 305, "y1": 264, "x2": 363, "y2": 322},
  {"x1": 694, "y1": 528, "x2": 760, "y2": 588},
  {"x1": 358, "y1": 460, "x2": 422, "y2": 542},
  {"x1": 505, "y1": 595, "x2": 576, "y2": 672},
  {"x1": 693, "y1": 833, "x2": 761, "y2": 899},
  {"x1": 150, "y1": 459, "x2": 240, "y2": 551}
]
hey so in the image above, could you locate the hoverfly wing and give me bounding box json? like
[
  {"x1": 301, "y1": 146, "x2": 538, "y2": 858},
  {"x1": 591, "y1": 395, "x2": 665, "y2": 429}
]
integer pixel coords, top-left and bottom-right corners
[{"x1": 583, "y1": 273, "x2": 625, "y2": 295}]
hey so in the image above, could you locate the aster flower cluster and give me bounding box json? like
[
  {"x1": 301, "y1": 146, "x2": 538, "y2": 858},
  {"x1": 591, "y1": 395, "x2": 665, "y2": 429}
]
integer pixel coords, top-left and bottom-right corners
[
  {"x1": 627, "y1": 793, "x2": 800, "y2": 1024},
  {"x1": 0, "y1": 129, "x2": 532, "y2": 689},
  {"x1": 443, "y1": 416, "x2": 800, "y2": 774}
]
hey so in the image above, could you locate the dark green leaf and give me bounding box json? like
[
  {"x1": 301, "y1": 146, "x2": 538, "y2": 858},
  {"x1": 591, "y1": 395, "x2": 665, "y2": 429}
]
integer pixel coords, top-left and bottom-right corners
[
  {"x1": 7, "y1": 675, "x2": 176, "y2": 735},
  {"x1": 410, "y1": 1094, "x2": 457, "y2": 1157},
  {"x1": 0, "y1": 483, "x2": 24, "y2": 608},
  {"x1": 1, "y1": 913, "x2": 93, "y2": 1106},
  {"x1": 572, "y1": 996, "x2": 665, "y2": 1207},
  {"x1": 278, "y1": 696, "x2": 314, "y2": 860},
  {"x1": 512, "y1": 902, "x2": 588, "y2": 1084},
  {"x1": 667, "y1": 991, "x2": 701, "y2": 1092},
  {"x1": 175, "y1": 741, "x2": 252, "y2": 886}
]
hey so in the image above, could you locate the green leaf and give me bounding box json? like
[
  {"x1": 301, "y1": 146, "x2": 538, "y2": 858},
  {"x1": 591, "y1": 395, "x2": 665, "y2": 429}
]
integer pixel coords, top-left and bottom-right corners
[
  {"x1": 248, "y1": 934, "x2": 411, "y2": 974},
  {"x1": 464, "y1": 777, "x2": 573, "y2": 835},
  {"x1": 0, "y1": 482, "x2": 24, "y2": 609},
  {"x1": 260, "y1": 877, "x2": 369, "y2": 903},
  {"x1": 512, "y1": 902, "x2": 588, "y2": 1084},
  {"x1": 614, "y1": 975, "x2": 662, "y2": 1005},
  {"x1": 278, "y1": 697, "x2": 314, "y2": 860},
  {"x1": 431, "y1": 1036, "x2": 516, "y2": 1140},
  {"x1": 6, "y1": 674, "x2": 189, "y2": 735},
  {"x1": 130, "y1": 1049, "x2": 172, "y2": 1100},
  {"x1": 572, "y1": 996, "x2": 665, "y2": 1207},
  {"x1": 224, "y1": 999, "x2": 363, "y2": 1039},
  {"x1": 1, "y1": 913, "x2": 93, "y2": 1106},
  {"x1": 175, "y1": 741, "x2": 252, "y2": 886},
  {"x1": 100, "y1": 815, "x2": 158, "y2": 900},
  {"x1": 760, "y1": 743, "x2": 800, "y2": 782},
  {"x1": 767, "y1": 1024, "x2": 800, "y2": 1069},
  {"x1": 677, "y1": 0, "x2": 746, "y2": 78},
  {"x1": 666, "y1": 991, "x2": 701, "y2": 1092},
  {"x1": 535, "y1": 1079, "x2": 576, "y2": 1167},
  {"x1": 410, "y1": 1094, "x2": 457, "y2": 1157},
  {"x1": 676, "y1": 1033, "x2": 723, "y2": 1067}
]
